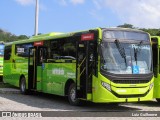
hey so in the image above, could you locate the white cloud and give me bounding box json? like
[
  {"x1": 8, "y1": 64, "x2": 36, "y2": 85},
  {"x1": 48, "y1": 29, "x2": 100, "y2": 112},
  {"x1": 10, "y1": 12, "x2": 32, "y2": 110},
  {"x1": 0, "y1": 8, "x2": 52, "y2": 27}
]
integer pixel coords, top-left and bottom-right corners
[
  {"x1": 58, "y1": 0, "x2": 85, "y2": 6},
  {"x1": 92, "y1": 0, "x2": 102, "y2": 10},
  {"x1": 15, "y1": 0, "x2": 47, "y2": 11},
  {"x1": 15, "y1": 0, "x2": 34, "y2": 6},
  {"x1": 92, "y1": 0, "x2": 160, "y2": 28},
  {"x1": 70, "y1": 0, "x2": 85, "y2": 5}
]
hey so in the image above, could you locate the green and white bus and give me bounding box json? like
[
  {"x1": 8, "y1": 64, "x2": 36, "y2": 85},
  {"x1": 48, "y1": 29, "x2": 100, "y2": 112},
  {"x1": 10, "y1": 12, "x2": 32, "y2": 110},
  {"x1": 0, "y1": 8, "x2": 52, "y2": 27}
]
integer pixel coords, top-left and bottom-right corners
[
  {"x1": 151, "y1": 36, "x2": 160, "y2": 102},
  {"x1": 0, "y1": 42, "x2": 4, "y2": 78},
  {"x1": 3, "y1": 28, "x2": 153, "y2": 105}
]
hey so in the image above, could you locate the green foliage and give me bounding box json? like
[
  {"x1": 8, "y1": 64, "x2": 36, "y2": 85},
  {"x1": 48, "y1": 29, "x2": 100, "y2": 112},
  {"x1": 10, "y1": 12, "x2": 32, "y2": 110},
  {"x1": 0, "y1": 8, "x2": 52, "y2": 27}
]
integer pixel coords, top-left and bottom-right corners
[
  {"x1": 117, "y1": 23, "x2": 160, "y2": 36},
  {"x1": 117, "y1": 23, "x2": 134, "y2": 28},
  {"x1": 0, "y1": 28, "x2": 29, "y2": 42},
  {"x1": 140, "y1": 28, "x2": 160, "y2": 36},
  {"x1": 17, "y1": 35, "x2": 29, "y2": 40}
]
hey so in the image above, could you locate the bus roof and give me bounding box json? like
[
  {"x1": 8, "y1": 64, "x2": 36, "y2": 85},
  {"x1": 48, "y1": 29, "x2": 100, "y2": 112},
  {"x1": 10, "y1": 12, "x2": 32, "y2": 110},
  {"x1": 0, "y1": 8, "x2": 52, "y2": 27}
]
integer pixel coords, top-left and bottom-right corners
[
  {"x1": 4, "y1": 27, "x2": 149, "y2": 46},
  {"x1": 30, "y1": 32, "x2": 64, "y2": 39},
  {"x1": 102, "y1": 27, "x2": 148, "y2": 33}
]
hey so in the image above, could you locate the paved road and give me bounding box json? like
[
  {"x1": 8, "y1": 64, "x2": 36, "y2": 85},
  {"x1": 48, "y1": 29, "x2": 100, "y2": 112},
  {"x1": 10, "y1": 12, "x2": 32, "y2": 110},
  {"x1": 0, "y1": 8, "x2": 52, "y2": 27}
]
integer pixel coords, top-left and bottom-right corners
[{"x1": 0, "y1": 92, "x2": 160, "y2": 120}]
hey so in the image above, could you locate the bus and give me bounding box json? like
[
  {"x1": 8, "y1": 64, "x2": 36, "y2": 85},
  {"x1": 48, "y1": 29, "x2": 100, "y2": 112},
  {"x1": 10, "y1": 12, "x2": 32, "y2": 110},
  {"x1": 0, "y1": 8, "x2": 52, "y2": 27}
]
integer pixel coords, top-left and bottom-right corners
[
  {"x1": 0, "y1": 42, "x2": 4, "y2": 79},
  {"x1": 3, "y1": 28, "x2": 153, "y2": 105},
  {"x1": 151, "y1": 36, "x2": 160, "y2": 102}
]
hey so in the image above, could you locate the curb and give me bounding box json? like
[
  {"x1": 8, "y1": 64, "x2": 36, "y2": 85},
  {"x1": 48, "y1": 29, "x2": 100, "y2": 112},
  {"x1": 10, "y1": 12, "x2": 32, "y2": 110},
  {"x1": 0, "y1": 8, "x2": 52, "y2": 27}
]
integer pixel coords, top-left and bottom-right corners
[{"x1": 0, "y1": 88, "x2": 20, "y2": 94}]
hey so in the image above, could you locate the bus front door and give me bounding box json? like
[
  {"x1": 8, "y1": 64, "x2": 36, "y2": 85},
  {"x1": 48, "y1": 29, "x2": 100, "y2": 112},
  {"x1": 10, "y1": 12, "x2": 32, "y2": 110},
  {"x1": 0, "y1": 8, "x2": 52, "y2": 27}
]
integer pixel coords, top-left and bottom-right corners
[
  {"x1": 76, "y1": 40, "x2": 96, "y2": 100},
  {"x1": 36, "y1": 47, "x2": 47, "y2": 91},
  {"x1": 28, "y1": 47, "x2": 37, "y2": 90},
  {"x1": 28, "y1": 47, "x2": 47, "y2": 91}
]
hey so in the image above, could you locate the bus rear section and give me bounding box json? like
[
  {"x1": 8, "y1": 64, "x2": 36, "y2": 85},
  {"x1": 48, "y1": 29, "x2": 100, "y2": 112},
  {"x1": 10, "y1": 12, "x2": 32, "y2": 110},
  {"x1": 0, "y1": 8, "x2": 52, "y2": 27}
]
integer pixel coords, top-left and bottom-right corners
[
  {"x1": 0, "y1": 43, "x2": 4, "y2": 80},
  {"x1": 151, "y1": 36, "x2": 160, "y2": 102}
]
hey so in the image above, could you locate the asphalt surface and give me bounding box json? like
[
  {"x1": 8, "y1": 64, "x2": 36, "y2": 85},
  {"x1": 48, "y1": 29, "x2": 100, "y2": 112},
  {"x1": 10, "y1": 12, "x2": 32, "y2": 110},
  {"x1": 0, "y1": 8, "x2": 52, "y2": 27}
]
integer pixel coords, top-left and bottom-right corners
[{"x1": 0, "y1": 87, "x2": 160, "y2": 120}]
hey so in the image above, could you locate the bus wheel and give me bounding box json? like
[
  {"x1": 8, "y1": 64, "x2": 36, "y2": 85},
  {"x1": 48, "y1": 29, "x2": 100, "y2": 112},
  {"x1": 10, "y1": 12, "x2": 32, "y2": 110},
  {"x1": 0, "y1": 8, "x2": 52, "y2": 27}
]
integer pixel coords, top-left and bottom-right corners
[
  {"x1": 20, "y1": 77, "x2": 27, "y2": 94},
  {"x1": 68, "y1": 83, "x2": 80, "y2": 106}
]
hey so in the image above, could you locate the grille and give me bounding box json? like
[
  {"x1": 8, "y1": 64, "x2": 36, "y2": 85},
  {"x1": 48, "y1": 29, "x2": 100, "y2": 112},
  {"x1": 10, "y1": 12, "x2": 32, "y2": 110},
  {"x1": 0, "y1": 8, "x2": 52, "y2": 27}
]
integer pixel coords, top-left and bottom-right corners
[{"x1": 112, "y1": 79, "x2": 150, "y2": 84}]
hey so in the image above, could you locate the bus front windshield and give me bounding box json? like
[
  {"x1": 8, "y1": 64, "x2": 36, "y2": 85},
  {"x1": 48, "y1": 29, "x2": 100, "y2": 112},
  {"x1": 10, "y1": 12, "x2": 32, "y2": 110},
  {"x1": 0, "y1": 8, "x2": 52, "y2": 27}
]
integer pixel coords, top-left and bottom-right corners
[{"x1": 101, "y1": 31, "x2": 152, "y2": 74}]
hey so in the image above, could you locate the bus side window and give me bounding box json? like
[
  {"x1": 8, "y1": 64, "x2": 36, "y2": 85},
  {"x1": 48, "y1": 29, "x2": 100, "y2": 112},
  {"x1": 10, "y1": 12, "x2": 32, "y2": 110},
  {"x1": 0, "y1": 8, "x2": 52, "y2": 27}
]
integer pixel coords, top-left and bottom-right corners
[
  {"x1": 49, "y1": 39, "x2": 76, "y2": 63},
  {"x1": 39, "y1": 48, "x2": 47, "y2": 64},
  {"x1": 4, "y1": 46, "x2": 11, "y2": 60}
]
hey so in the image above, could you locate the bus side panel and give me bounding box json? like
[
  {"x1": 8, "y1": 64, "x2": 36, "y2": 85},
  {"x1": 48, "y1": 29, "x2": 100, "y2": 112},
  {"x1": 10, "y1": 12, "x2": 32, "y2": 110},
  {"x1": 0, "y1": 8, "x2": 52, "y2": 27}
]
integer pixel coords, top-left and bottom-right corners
[
  {"x1": 11, "y1": 56, "x2": 28, "y2": 87},
  {"x1": 3, "y1": 61, "x2": 13, "y2": 84},
  {"x1": 41, "y1": 62, "x2": 76, "y2": 96},
  {"x1": 41, "y1": 63, "x2": 62, "y2": 95},
  {"x1": 37, "y1": 66, "x2": 42, "y2": 91}
]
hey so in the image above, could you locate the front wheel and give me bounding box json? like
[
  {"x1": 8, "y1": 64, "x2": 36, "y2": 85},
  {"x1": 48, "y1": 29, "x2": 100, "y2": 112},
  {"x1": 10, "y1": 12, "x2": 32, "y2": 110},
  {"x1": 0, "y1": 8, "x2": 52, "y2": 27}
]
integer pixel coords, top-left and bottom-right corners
[
  {"x1": 156, "y1": 98, "x2": 160, "y2": 103},
  {"x1": 20, "y1": 77, "x2": 27, "y2": 94},
  {"x1": 68, "y1": 83, "x2": 80, "y2": 106}
]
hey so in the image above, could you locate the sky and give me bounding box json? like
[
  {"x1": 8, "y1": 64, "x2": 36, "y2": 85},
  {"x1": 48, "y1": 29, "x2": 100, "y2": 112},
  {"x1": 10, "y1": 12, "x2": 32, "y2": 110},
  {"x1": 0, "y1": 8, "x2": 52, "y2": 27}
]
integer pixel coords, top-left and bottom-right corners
[{"x1": 0, "y1": 0, "x2": 160, "y2": 36}]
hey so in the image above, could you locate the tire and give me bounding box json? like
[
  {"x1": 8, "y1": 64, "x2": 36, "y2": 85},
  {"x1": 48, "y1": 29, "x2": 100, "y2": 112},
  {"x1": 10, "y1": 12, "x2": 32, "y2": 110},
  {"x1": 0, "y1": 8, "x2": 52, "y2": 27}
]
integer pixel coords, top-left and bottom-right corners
[
  {"x1": 20, "y1": 77, "x2": 27, "y2": 94},
  {"x1": 156, "y1": 98, "x2": 160, "y2": 103},
  {"x1": 109, "y1": 103, "x2": 119, "y2": 106},
  {"x1": 68, "y1": 83, "x2": 80, "y2": 106}
]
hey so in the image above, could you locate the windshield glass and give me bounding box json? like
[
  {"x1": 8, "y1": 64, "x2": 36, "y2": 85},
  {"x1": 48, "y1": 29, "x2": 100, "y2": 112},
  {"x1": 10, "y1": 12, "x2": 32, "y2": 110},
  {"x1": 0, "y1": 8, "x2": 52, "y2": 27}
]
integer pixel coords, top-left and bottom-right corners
[
  {"x1": 0, "y1": 44, "x2": 4, "y2": 56},
  {"x1": 101, "y1": 31, "x2": 152, "y2": 74},
  {"x1": 104, "y1": 30, "x2": 149, "y2": 41}
]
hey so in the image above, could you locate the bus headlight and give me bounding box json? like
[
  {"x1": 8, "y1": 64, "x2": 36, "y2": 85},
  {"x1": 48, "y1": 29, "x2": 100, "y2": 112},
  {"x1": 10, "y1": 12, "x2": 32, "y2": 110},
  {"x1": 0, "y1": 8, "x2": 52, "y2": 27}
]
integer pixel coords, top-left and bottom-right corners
[
  {"x1": 101, "y1": 81, "x2": 111, "y2": 91},
  {"x1": 149, "y1": 82, "x2": 154, "y2": 90}
]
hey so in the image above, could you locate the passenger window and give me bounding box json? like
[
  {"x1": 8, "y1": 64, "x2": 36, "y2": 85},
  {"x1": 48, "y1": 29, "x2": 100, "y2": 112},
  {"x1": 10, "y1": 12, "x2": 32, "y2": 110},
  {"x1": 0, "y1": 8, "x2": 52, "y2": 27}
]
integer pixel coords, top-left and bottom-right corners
[
  {"x1": 48, "y1": 39, "x2": 76, "y2": 63},
  {"x1": 38, "y1": 47, "x2": 47, "y2": 64},
  {"x1": 4, "y1": 46, "x2": 11, "y2": 60},
  {"x1": 16, "y1": 43, "x2": 33, "y2": 57}
]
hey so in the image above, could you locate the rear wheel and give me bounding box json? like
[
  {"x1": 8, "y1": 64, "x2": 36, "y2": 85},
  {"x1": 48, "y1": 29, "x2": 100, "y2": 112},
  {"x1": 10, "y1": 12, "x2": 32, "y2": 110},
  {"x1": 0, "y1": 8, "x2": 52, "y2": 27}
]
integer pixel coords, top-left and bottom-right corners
[
  {"x1": 68, "y1": 83, "x2": 80, "y2": 106},
  {"x1": 20, "y1": 77, "x2": 27, "y2": 94}
]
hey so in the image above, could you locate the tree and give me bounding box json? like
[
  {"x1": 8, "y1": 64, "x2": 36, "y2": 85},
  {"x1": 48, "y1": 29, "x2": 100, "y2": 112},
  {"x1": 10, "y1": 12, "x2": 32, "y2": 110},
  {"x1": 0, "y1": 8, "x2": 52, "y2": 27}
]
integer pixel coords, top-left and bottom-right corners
[
  {"x1": 140, "y1": 28, "x2": 160, "y2": 36},
  {"x1": 0, "y1": 28, "x2": 29, "y2": 42},
  {"x1": 117, "y1": 23, "x2": 160, "y2": 36},
  {"x1": 17, "y1": 35, "x2": 29, "y2": 40},
  {"x1": 117, "y1": 23, "x2": 134, "y2": 28}
]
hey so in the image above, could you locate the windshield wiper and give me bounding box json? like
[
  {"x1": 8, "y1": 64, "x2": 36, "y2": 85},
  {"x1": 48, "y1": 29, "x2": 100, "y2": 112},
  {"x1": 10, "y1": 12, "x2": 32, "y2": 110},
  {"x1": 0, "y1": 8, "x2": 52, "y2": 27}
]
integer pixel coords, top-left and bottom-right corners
[
  {"x1": 100, "y1": 42, "x2": 106, "y2": 64},
  {"x1": 134, "y1": 40, "x2": 143, "y2": 65},
  {"x1": 134, "y1": 48, "x2": 137, "y2": 65},
  {"x1": 114, "y1": 39, "x2": 127, "y2": 66},
  {"x1": 138, "y1": 40, "x2": 143, "y2": 46},
  {"x1": 137, "y1": 40, "x2": 143, "y2": 51}
]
